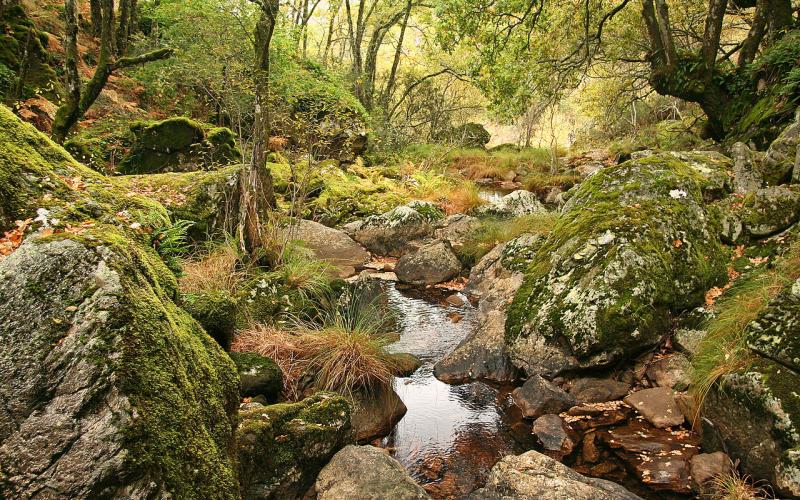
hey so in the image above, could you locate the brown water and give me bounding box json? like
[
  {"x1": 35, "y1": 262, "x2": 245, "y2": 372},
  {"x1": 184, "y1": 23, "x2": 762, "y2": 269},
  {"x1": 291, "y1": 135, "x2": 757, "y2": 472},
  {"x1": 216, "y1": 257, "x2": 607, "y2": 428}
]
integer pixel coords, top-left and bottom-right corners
[{"x1": 381, "y1": 284, "x2": 533, "y2": 498}]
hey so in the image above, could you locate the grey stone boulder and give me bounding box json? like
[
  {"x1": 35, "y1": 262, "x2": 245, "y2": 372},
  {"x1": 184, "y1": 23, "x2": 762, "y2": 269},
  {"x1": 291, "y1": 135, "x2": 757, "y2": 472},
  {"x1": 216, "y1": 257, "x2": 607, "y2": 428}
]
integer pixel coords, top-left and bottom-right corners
[
  {"x1": 689, "y1": 452, "x2": 733, "y2": 493},
  {"x1": 719, "y1": 186, "x2": 800, "y2": 243},
  {"x1": 434, "y1": 214, "x2": 479, "y2": 255},
  {"x1": 285, "y1": 219, "x2": 370, "y2": 278},
  {"x1": 763, "y1": 111, "x2": 799, "y2": 185},
  {"x1": 0, "y1": 238, "x2": 241, "y2": 498},
  {"x1": 746, "y1": 277, "x2": 800, "y2": 371},
  {"x1": 350, "y1": 386, "x2": 407, "y2": 443},
  {"x1": 237, "y1": 392, "x2": 352, "y2": 499},
  {"x1": 512, "y1": 375, "x2": 576, "y2": 419},
  {"x1": 730, "y1": 142, "x2": 764, "y2": 193},
  {"x1": 532, "y1": 414, "x2": 578, "y2": 457},
  {"x1": 395, "y1": 240, "x2": 462, "y2": 285},
  {"x1": 506, "y1": 152, "x2": 730, "y2": 376},
  {"x1": 673, "y1": 328, "x2": 705, "y2": 356},
  {"x1": 315, "y1": 445, "x2": 430, "y2": 500},
  {"x1": 471, "y1": 450, "x2": 642, "y2": 499},
  {"x1": 474, "y1": 190, "x2": 548, "y2": 218},
  {"x1": 624, "y1": 387, "x2": 685, "y2": 428},
  {"x1": 351, "y1": 201, "x2": 444, "y2": 257}
]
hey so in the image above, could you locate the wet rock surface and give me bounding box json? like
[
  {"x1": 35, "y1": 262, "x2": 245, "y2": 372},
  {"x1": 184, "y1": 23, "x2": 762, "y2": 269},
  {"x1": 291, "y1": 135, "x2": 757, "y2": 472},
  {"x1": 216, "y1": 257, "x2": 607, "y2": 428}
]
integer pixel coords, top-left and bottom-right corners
[
  {"x1": 351, "y1": 386, "x2": 408, "y2": 443},
  {"x1": 512, "y1": 375, "x2": 576, "y2": 419},
  {"x1": 623, "y1": 388, "x2": 685, "y2": 428},
  {"x1": 567, "y1": 377, "x2": 631, "y2": 404},
  {"x1": 532, "y1": 414, "x2": 578, "y2": 458},
  {"x1": 316, "y1": 445, "x2": 431, "y2": 500},
  {"x1": 395, "y1": 240, "x2": 463, "y2": 285},
  {"x1": 471, "y1": 450, "x2": 642, "y2": 499},
  {"x1": 351, "y1": 202, "x2": 444, "y2": 257}
]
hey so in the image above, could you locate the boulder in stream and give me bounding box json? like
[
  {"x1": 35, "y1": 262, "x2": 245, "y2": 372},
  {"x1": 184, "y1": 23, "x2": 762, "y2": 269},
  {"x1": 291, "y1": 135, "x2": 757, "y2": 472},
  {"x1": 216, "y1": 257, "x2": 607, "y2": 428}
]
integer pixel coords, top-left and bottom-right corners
[
  {"x1": 395, "y1": 240, "x2": 462, "y2": 285},
  {"x1": 507, "y1": 152, "x2": 730, "y2": 376},
  {"x1": 512, "y1": 375, "x2": 576, "y2": 419},
  {"x1": 471, "y1": 450, "x2": 642, "y2": 499},
  {"x1": 351, "y1": 201, "x2": 444, "y2": 257},
  {"x1": 284, "y1": 218, "x2": 371, "y2": 278},
  {"x1": 316, "y1": 445, "x2": 431, "y2": 500},
  {"x1": 350, "y1": 386, "x2": 407, "y2": 443}
]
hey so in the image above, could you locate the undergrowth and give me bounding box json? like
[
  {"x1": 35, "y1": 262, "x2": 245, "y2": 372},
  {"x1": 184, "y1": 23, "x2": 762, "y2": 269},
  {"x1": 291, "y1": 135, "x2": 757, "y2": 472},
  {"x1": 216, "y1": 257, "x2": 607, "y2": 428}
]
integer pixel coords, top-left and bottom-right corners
[{"x1": 457, "y1": 213, "x2": 558, "y2": 266}]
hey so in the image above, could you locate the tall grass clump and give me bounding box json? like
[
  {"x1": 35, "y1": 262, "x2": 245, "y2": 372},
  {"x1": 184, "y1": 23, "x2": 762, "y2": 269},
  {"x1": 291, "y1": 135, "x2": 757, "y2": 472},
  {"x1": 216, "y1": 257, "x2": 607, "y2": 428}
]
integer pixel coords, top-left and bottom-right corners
[
  {"x1": 706, "y1": 470, "x2": 770, "y2": 499},
  {"x1": 690, "y1": 241, "x2": 800, "y2": 413},
  {"x1": 233, "y1": 286, "x2": 399, "y2": 400},
  {"x1": 269, "y1": 242, "x2": 333, "y2": 301},
  {"x1": 181, "y1": 237, "x2": 245, "y2": 295}
]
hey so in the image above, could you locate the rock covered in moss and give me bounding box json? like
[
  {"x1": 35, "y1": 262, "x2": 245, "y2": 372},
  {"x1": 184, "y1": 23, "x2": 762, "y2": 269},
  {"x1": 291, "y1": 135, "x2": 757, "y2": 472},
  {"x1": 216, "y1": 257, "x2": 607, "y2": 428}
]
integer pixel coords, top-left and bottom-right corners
[
  {"x1": 762, "y1": 110, "x2": 799, "y2": 186},
  {"x1": 730, "y1": 142, "x2": 764, "y2": 193},
  {"x1": 395, "y1": 240, "x2": 462, "y2": 285},
  {"x1": 114, "y1": 166, "x2": 239, "y2": 240},
  {"x1": 182, "y1": 289, "x2": 237, "y2": 350},
  {"x1": 0, "y1": 4, "x2": 56, "y2": 102},
  {"x1": 236, "y1": 392, "x2": 351, "y2": 499},
  {"x1": 506, "y1": 153, "x2": 729, "y2": 376},
  {"x1": 229, "y1": 352, "x2": 283, "y2": 402},
  {"x1": 316, "y1": 445, "x2": 431, "y2": 500},
  {"x1": 0, "y1": 236, "x2": 240, "y2": 498},
  {"x1": 718, "y1": 186, "x2": 800, "y2": 243},
  {"x1": 746, "y1": 278, "x2": 800, "y2": 373},
  {"x1": 703, "y1": 360, "x2": 800, "y2": 497},
  {"x1": 118, "y1": 117, "x2": 241, "y2": 175},
  {"x1": 474, "y1": 190, "x2": 548, "y2": 218},
  {"x1": 351, "y1": 201, "x2": 444, "y2": 257}
]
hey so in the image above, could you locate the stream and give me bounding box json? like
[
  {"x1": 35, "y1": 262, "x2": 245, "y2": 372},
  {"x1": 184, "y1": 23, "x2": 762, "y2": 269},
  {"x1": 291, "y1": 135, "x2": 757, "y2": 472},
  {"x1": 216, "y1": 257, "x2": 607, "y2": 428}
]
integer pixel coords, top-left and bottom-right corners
[{"x1": 381, "y1": 283, "x2": 533, "y2": 498}]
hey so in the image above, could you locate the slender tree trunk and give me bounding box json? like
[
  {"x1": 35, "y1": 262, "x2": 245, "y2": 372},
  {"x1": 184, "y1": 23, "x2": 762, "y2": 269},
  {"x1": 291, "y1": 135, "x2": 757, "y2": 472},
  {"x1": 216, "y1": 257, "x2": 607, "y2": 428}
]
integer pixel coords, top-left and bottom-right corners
[
  {"x1": 90, "y1": 0, "x2": 102, "y2": 36},
  {"x1": 739, "y1": 0, "x2": 768, "y2": 67},
  {"x1": 322, "y1": 0, "x2": 340, "y2": 66},
  {"x1": 239, "y1": 0, "x2": 278, "y2": 258},
  {"x1": 52, "y1": 0, "x2": 81, "y2": 143},
  {"x1": 381, "y1": 0, "x2": 412, "y2": 112},
  {"x1": 116, "y1": 0, "x2": 131, "y2": 56}
]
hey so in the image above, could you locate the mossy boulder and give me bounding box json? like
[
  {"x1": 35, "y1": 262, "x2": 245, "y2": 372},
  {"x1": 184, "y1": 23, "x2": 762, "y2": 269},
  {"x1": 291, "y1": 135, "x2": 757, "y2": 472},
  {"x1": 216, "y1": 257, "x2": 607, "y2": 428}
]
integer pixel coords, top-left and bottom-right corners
[
  {"x1": 182, "y1": 289, "x2": 238, "y2": 351},
  {"x1": 718, "y1": 186, "x2": 800, "y2": 243},
  {"x1": 506, "y1": 153, "x2": 729, "y2": 376},
  {"x1": 114, "y1": 166, "x2": 239, "y2": 240},
  {"x1": 0, "y1": 103, "x2": 240, "y2": 498},
  {"x1": 761, "y1": 110, "x2": 799, "y2": 186},
  {"x1": 312, "y1": 164, "x2": 407, "y2": 226},
  {"x1": 237, "y1": 392, "x2": 352, "y2": 499},
  {"x1": 118, "y1": 117, "x2": 241, "y2": 175},
  {"x1": 229, "y1": 352, "x2": 283, "y2": 403},
  {"x1": 746, "y1": 278, "x2": 800, "y2": 373}
]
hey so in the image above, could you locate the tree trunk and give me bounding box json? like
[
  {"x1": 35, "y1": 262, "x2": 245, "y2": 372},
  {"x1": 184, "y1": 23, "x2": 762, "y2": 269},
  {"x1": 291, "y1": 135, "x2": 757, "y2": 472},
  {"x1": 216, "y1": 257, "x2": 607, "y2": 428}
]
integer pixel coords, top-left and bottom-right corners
[
  {"x1": 238, "y1": 0, "x2": 278, "y2": 258},
  {"x1": 52, "y1": 0, "x2": 81, "y2": 143},
  {"x1": 90, "y1": 0, "x2": 102, "y2": 36},
  {"x1": 322, "y1": 0, "x2": 340, "y2": 66},
  {"x1": 380, "y1": 0, "x2": 412, "y2": 112},
  {"x1": 116, "y1": 0, "x2": 131, "y2": 56}
]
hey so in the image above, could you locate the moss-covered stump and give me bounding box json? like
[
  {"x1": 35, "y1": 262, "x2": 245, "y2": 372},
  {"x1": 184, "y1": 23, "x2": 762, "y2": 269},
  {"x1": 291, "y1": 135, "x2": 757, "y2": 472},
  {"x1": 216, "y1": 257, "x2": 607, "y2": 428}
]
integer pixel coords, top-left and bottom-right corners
[
  {"x1": 237, "y1": 393, "x2": 352, "y2": 499},
  {"x1": 229, "y1": 352, "x2": 283, "y2": 402},
  {"x1": 506, "y1": 153, "x2": 730, "y2": 376},
  {"x1": 114, "y1": 166, "x2": 239, "y2": 240},
  {"x1": 0, "y1": 103, "x2": 240, "y2": 498},
  {"x1": 118, "y1": 117, "x2": 241, "y2": 175},
  {"x1": 182, "y1": 289, "x2": 238, "y2": 350}
]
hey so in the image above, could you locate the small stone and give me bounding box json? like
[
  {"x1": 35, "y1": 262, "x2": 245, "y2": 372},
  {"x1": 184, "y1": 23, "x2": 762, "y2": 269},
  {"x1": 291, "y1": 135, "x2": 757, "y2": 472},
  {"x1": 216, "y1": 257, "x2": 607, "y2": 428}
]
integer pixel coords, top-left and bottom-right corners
[
  {"x1": 390, "y1": 353, "x2": 422, "y2": 377},
  {"x1": 690, "y1": 452, "x2": 732, "y2": 492},
  {"x1": 582, "y1": 432, "x2": 600, "y2": 463},
  {"x1": 532, "y1": 414, "x2": 578, "y2": 457},
  {"x1": 568, "y1": 377, "x2": 630, "y2": 404},
  {"x1": 673, "y1": 329, "x2": 705, "y2": 356},
  {"x1": 623, "y1": 387, "x2": 685, "y2": 428},
  {"x1": 445, "y1": 294, "x2": 465, "y2": 307},
  {"x1": 447, "y1": 312, "x2": 463, "y2": 323},
  {"x1": 646, "y1": 355, "x2": 691, "y2": 391},
  {"x1": 512, "y1": 375, "x2": 576, "y2": 419}
]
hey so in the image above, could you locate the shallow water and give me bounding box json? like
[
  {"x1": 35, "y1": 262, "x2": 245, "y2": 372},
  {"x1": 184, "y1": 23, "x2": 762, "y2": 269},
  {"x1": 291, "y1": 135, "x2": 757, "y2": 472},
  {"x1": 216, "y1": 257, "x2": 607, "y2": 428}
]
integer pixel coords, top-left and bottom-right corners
[{"x1": 381, "y1": 284, "x2": 531, "y2": 498}]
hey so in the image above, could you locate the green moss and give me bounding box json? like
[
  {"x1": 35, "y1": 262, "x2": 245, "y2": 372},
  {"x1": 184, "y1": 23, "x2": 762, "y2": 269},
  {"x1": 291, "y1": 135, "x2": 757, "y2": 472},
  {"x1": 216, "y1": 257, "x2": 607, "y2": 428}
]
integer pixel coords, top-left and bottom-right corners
[
  {"x1": 312, "y1": 166, "x2": 407, "y2": 225},
  {"x1": 119, "y1": 118, "x2": 241, "y2": 175},
  {"x1": 229, "y1": 351, "x2": 283, "y2": 401},
  {"x1": 182, "y1": 289, "x2": 237, "y2": 350},
  {"x1": 237, "y1": 392, "x2": 352, "y2": 498},
  {"x1": 0, "y1": 4, "x2": 57, "y2": 101}
]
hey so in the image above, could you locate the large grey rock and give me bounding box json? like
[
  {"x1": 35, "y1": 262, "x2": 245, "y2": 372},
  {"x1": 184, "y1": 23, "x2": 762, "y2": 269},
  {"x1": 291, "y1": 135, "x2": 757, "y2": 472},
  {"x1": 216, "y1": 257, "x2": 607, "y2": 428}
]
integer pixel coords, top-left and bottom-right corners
[
  {"x1": 624, "y1": 387, "x2": 684, "y2": 428},
  {"x1": 646, "y1": 354, "x2": 691, "y2": 391},
  {"x1": 567, "y1": 377, "x2": 630, "y2": 404},
  {"x1": 350, "y1": 386, "x2": 407, "y2": 443},
  {"x1": 763, "y1": 113, "x2": 799, "y2": 185},
  {"x1": 719, "y1": 186, "x2": 800, "y2": 243},
  {"x1": 237, "y1": 393, "x2": 352, "y2": 499},
  {"x1": 471, "y1": 450, "x2": 642, "y2": 499},
  {"x1": 730, "y1": 142, "x2": 764, "y2": 193},
  {"x1": 351, "y1": 201, "x2": 444, "y2": 257},
  {"x1": 395, "y1": 240, "x2": 462, "y2": 285},
  {"x1": 0, "y1": 238, "x2": 240, "y2": 498},
  {"x1": 475, "y1": 190, "x2": 548, "y2": 217},
  {"x1": 316, "y1": 445, "x2": 430, "y2": 500},
  {"x1": 434, "y1": 237, "x2": 541, "y2": 384},
  {"x1": 512, "y1": 375, "x2": 576, "y2": 419},
  {"x1": 434, "y1": 214, "x2": 479, "y2": 255},
  {"x1": 506, "y1": 152, "x2": 730, "y2": 376},
  {"x1": 286, "y1": 219, "x2": 370, "y2": 278}
]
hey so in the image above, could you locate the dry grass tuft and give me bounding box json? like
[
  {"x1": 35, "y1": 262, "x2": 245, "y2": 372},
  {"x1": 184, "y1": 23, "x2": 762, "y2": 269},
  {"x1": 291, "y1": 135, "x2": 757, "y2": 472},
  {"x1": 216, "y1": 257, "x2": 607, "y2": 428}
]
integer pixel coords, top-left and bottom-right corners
[
  {"x1": 180, "y1": 240, "x2": 244, "y2": 295},
  {"x1": 705, "y1": 471, "x2": 770, "y2": 500}
]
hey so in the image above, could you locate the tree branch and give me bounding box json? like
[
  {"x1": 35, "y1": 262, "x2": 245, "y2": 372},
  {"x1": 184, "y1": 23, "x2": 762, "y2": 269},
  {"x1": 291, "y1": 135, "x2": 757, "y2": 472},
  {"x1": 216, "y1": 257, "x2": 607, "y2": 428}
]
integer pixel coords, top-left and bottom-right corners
[{"x1": 114, "y1": 48, "x2": 174, "y2": 70}]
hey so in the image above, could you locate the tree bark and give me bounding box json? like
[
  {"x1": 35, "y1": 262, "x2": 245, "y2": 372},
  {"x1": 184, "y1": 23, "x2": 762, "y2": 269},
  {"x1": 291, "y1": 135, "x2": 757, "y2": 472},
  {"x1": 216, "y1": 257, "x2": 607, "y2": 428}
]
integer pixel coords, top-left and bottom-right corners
[
  {"x1": 238, "y1": 0, "x2": 278, "y2": 258},
  {"x1": 116, "y1": 0, "x2": 131, "y2": 56},
  {"x1": 90, "y1": 0, "x2": 102, "y2": 36},
  {"x1": 739, "y1": 0, "x2": 768, "y2": 67},
  {"x1": 52, "y1": 0, "x2": 172, "y2": 143},
  {"x1": 380, "y1": 0, "x2": 412, "y2": 112}
]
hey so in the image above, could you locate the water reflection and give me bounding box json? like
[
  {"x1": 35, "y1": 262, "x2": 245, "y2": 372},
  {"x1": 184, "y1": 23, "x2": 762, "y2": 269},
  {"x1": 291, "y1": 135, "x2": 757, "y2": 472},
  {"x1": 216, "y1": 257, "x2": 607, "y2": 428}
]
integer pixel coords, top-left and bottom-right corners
[{"x1": 381, "y1": 284, "x2": 530, "y2": 498}]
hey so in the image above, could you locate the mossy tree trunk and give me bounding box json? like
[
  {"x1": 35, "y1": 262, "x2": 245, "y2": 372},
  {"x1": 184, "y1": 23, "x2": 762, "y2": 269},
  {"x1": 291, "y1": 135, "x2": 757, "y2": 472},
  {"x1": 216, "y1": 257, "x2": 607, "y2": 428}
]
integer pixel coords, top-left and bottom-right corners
[
  {"x1": 90, "y1": 0, "x2": 102, "y2": 37},
  {"x1": 116, "y1": 0, "x2": 131, "y2": 56},
  {"x1": 640, "y1": 0, "x2": 793, "y2": 140},
  {"x1": 51, "y1": 0, "x2": 172, "y2": 143},
  {"x1": 238, "y1": 0, "x2": 278, "y2": 259}
]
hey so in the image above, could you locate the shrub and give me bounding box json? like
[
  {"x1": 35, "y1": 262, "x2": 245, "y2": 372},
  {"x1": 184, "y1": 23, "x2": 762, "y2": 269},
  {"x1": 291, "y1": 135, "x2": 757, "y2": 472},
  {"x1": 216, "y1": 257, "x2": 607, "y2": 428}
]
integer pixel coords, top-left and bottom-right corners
[{"x1": 457, "y1": 213, "x2": 557, "y2": 266}]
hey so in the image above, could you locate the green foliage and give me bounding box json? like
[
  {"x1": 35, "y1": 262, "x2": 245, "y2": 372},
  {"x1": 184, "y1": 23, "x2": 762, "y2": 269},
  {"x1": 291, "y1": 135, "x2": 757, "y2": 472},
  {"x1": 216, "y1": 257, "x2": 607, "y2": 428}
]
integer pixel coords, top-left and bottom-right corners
[
  {"x1": 150, "y1": 216, "x2": 195, "y2": 275},
  {"x1": 456, "y1": 213, "x2": 557, "y2": 267},
  {"x1": 0, "y1": 3, "x2": 57, "y2": 101}
]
